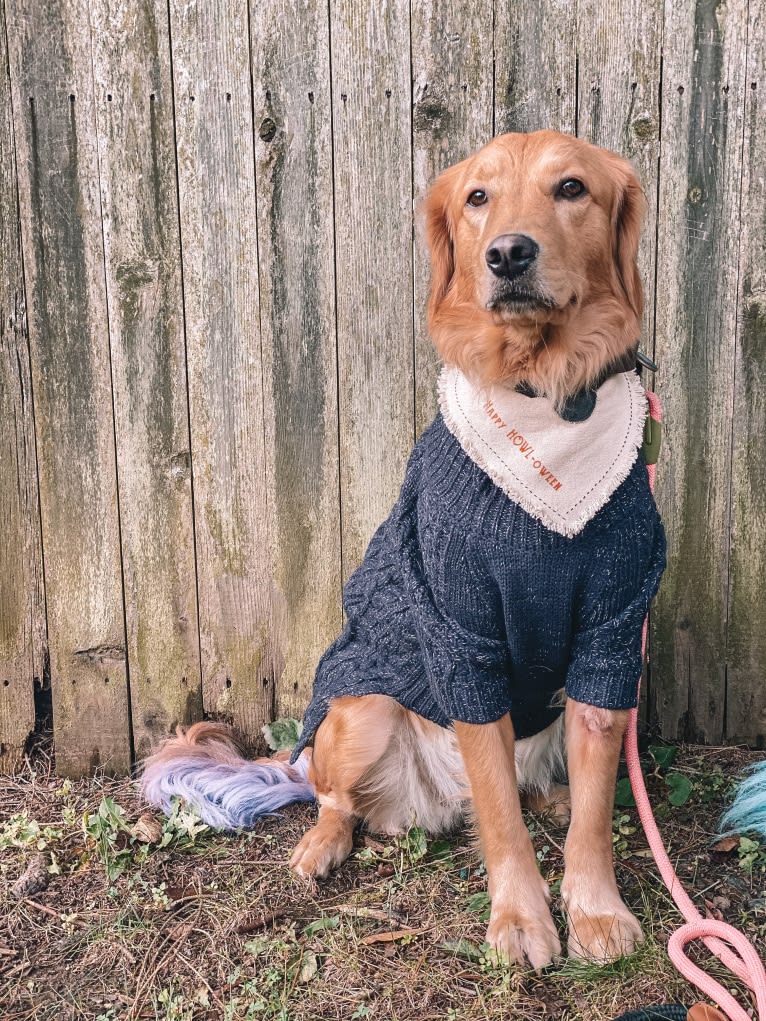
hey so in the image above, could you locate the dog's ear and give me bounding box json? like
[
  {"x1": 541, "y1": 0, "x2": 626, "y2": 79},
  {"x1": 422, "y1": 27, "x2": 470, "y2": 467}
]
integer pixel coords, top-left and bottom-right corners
[
  {"x1": 610, "y1": 158, "x2": 646, "y2": 322},
  {"x1": 424, "y1": 164, "x2": 461, "y2": 327}
]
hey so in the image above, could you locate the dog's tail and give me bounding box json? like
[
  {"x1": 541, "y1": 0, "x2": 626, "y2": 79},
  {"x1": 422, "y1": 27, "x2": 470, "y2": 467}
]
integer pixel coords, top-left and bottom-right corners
[
  {"x1": 140, "y1": 722, "x2": 316, "y2": 830},
  {"x1": 719, "y1": 760, "x2": 766, "y2": 841}
]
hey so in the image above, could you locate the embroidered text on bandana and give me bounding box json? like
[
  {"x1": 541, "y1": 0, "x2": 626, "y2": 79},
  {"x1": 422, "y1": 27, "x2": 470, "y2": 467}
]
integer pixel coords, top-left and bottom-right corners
[{"x1": 438, "y1": 367, "x2": 647, "y2": 536}]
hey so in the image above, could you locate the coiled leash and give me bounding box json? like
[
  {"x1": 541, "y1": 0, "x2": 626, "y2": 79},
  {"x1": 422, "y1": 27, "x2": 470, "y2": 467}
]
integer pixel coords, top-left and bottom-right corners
[{"x1": 617, "y1": 389, "x2": 766, "y2": 1021}]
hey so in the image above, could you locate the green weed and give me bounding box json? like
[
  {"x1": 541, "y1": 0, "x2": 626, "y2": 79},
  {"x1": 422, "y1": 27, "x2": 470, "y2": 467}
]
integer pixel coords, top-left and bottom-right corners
[
  {"x1": 737, "y1": 835, "x2": 766, "y2": 874},
  {"x1": 81, "y1": 795, "x2": 210, "y2": 881},
  {"x1": 0, "y1": 812, "x2": 63, "y2": 851},
  {"x1": 612, "y1": 812, "x2": 637, "y2": 859}
]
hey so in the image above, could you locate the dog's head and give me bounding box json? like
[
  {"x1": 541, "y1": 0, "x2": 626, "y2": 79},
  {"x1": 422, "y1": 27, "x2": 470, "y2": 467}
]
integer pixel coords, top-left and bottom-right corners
[{"x1": 425, "y1": 130, "x2": 645, "y2": 407}]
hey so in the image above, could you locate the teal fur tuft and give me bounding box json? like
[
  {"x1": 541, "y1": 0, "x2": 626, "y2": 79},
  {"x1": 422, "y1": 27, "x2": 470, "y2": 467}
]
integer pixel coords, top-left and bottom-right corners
[{"x1": 720, "y1": 761, "x2": 766, "y2": 841}]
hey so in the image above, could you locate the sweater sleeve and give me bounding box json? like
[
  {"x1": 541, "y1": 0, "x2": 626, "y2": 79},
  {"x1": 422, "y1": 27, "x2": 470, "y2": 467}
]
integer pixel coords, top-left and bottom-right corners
[{"x1": 565, "y1": 511, "x2": 666, "y2": 709}]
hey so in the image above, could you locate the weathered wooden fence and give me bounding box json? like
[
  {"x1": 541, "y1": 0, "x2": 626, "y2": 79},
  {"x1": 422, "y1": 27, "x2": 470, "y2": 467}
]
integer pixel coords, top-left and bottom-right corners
[{"x1": 1, "y1": 0, "x2": 764, "y2": 776}]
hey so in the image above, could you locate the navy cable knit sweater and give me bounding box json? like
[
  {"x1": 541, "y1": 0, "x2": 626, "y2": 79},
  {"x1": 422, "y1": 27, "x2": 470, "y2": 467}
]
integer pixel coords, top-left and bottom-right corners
[{"x1": 293, "y1": 413, "x2": 666, "y2": 757}]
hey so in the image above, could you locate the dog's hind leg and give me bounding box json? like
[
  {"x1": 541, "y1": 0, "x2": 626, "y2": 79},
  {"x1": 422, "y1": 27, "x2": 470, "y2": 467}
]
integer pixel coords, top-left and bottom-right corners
[
  {"x1": 522, "y1": 784, "x2": 571, "y2": 824},
  {"x1": 289, "y1": 695, "x2": 400, "y2": 879},
  {"x1": 516, "y1": 712, "x2": 571, "y2": 824}
]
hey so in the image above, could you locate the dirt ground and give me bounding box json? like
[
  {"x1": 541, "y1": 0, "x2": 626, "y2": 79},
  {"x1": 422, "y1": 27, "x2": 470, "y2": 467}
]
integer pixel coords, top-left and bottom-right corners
[{"x1": 1, "y1": 741, "x2": 764, "y2": 1021}]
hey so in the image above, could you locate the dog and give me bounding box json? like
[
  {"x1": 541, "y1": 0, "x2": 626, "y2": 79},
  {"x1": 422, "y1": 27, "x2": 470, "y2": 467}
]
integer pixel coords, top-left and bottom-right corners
[{"x1": 143, "y1": 130, "x2": 666, "y2": 971}]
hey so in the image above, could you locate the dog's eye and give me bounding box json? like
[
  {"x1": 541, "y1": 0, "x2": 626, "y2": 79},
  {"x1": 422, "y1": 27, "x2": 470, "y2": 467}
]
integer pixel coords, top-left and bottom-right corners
[
  {"x1": 557, "y1": 179, "x2": 586, "y2": 199},
  {"x1": 466, "y1": 189, "x2": 488, "y2": 207}
]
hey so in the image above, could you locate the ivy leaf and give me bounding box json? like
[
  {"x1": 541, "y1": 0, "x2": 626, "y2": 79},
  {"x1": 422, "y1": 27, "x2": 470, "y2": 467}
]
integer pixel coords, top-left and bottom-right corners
[
  {"x1": 614, "y1": 777, "x2": 636, "y2": 807},
  {"x1": 262, "y1": 717, "x2": 303, "y2": 752},
  {"x1": 665, "y1": 774, "x2": 693, "y2": 806},
  {"x1": 438, "y1": 938, "x2": 486, "y2": 963},
  {"x1": 428, "y1": 839, "x2": 453, "y2": 862},
  {"x1": 395, "y1": 826, "x2": 428, "y2": 864},
  {"x1": 649, "y1": 745, "x2": 678, "y2": 770},
  {"x1": 466, "y1": 891, "x2": 491, "y2": 921}
]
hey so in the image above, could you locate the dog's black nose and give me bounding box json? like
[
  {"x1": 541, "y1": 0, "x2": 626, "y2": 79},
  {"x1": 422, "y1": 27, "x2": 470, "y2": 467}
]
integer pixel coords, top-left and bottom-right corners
[{"x1": 485, "y1": 234, "x2": 539, "y2": 279}]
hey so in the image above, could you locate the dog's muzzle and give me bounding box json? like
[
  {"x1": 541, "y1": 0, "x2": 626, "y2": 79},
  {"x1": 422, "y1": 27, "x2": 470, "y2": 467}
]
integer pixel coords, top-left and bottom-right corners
[{"x1": 485, "y1": 233, "x2": 555, "y2": 312}]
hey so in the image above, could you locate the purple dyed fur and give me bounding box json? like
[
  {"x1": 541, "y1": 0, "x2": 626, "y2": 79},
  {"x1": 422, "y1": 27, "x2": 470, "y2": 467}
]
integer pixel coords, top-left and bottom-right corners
[{"x1": 142, "y1": 751, "x2": 315, "y2": 830}]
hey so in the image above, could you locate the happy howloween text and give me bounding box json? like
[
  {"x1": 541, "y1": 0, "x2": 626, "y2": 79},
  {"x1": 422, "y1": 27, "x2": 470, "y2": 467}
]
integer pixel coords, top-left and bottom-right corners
[{"x1": 483, "y1": 399, "x2": 563, "y2": 491}]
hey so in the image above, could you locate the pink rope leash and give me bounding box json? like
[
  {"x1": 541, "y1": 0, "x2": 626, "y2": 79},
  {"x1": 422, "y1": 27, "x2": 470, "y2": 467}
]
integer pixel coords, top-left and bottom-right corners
[{"x1": 626, "y1": 390, "x2": 766, "y2": 1021}]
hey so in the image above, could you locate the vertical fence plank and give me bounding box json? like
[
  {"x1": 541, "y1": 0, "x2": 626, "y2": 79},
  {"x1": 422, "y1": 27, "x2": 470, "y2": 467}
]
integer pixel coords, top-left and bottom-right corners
[
  {"x1": 494, "y1": 0, "x2": 576, "y2": 135},
  {"x1": 6, "y1": 0, "x2": 131, "y2": 774},
  {"x1": 726, "y1": 7, "x2": 766, "y2": 746},
  {"x1": 411, "y1": 0, "x2": 494, "y2": 435},
  {"x1": 169, "y1": 0, "x2": 277, "y2": 741},
  {"x1": 575, "y1": 0, "x2": 662, "y2": 729},
  {"x1": 331, "y1": 0, "x2": 414, "y2": 576},
  {"x1": 89, "y1": 0, "x2": 202, "y2": 760},
  {"x1": 576, "y1": 0, "x2": 662, "y2": 352},
  {"x1": 0, "y1": 0, "x2": 44, "y2": 770},
  {"x1": 250, "y1": 0, "x2": 341, "y2": 719},
  {"x1": 652, "y1": 0, "x2": 747, "y2": 742}
]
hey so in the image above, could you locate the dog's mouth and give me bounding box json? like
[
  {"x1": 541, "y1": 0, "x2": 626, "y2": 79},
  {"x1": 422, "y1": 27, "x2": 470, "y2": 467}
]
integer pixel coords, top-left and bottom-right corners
[{"x1": 486, "y1": 289, "x2": 557, "y2": 313}]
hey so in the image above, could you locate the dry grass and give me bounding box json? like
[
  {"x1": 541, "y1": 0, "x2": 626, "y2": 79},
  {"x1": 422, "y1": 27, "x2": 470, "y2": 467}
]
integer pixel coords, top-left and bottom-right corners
[{"x1": 1, "y1": 742, "x2": 764, "y2": 1021}]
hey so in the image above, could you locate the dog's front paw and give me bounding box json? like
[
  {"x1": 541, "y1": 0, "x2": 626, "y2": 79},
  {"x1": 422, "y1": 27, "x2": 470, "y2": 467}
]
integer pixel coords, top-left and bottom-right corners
[
  {"x1": 565, "y1": 901, "x2": 643, "y2": 963},
  {"x1": 486, "y1": 907, "x2": 561, "y2": 970},
  {"x1": 289, "y1": 821, "x2": 353, "y2": 880}
]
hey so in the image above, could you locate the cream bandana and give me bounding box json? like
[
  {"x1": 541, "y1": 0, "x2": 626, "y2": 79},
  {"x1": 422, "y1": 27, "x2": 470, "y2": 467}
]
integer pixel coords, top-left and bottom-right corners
[{"x1": 438, "y1": 366, "x2": 647, "y2": 537}]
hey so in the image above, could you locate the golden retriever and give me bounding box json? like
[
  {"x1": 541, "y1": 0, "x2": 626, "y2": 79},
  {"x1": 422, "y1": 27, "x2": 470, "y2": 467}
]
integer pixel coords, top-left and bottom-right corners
[{"x1": 143, "y1": 130, "x2": 657, "y2": 970}]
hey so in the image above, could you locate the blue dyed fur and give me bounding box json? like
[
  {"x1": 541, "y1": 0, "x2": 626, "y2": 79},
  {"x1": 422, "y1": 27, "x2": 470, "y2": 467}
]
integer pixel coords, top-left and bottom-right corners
[{"x1": 720, "y1": 761, "x2": 766, "y2": 841}]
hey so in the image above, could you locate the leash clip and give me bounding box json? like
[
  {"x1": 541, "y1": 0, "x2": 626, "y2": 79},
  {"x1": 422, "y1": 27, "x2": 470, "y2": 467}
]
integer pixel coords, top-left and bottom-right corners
[
  {"x1": 643, "y1": 414, "x2": 662, "y2": 466},
  {"x1": 637, "y1": 351, "x2": 658, "y2": 373}
]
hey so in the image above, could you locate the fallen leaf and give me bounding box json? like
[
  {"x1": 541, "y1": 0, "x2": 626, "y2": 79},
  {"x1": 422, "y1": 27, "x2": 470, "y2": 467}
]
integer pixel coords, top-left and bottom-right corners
[
  {"x1": 703, "y1": 900, "x2": 724, "y2": 921},
  {"x1": 11, "y1": 853, "x2": 50, "y2": 900},
  {"x1": 233, "y1": 909, "x2": 288, "y2": 933},
  {"x1": 710, "y1": 836, "x2": 739, "y2": 854},
  {"x1": 168, "y1": 921, "x2": 195, "y2": 942},
  {"x1": 363, "y1": 836, "x2": 387, "y2": 852},
  {"x1": 360, "y1": 927, "x2": 428, "y2": 946},
  {"x1": 132, "y1": 813, "x2": 163, "y2": 844},
  {"x1": 438, "y1": 938, "x2": 486, "y2": 963},
  {"x1": 376, "y1": 863, "x2": 395, "y2": 878},
  {"x1": 303, "y1": 916, "x2": 340, "y2": 937},
  {"x1": 296, "y1": 949, "x2": 318, "y2": 983}
]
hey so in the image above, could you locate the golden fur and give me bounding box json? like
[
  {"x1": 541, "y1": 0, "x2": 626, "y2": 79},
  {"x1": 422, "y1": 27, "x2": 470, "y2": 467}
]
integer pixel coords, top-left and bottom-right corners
[{"x1": 425, "y1": 130, "x2": 645, "y2": 408}]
